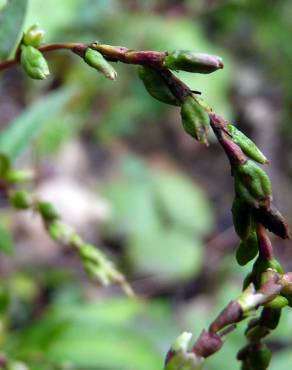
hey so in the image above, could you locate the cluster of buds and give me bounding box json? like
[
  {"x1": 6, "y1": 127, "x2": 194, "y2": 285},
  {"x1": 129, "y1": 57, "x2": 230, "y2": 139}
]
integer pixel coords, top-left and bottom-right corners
[
  {"x1": 20, "y1": 25, "x2": 49, "y2": 80},
  {"x1": 7, "y1": 184, "x2": 133, "y2": 296},
  {"x1": 164, "y1": 272, "x2": 292, "y2": 370},
  {"x1": 19, "y1": 27, "x2": 119, "y2": 82},
  {"x1": 137, "y1": 51, "x2": 223, "y2": 145},
  {"x1": 206, "y1": 110, "x2": 291, "y2": 370},
  {"x1": 209, "y1": 113, "x2": 289, "y2": 270},
  {"x1": 236, "y1": 272, "x2": 291, "y2": 369},
  {"x1": 10, "y1": 189, "x2": 133, "y2": 296},
  {"x1": 0, "y1": 154, "x2": 132, "y2": 296}
]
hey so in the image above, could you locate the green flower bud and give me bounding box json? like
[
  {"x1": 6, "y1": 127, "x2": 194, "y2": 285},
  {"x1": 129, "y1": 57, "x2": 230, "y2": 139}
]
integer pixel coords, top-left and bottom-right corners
[
  {"x1": 165, "y1": 332, "x2": 204, "y2": 370},
  {"x1": 20, "y1": 45, "x2": 49, "y2": 80},
  {"x1": 250, "y1": 344, "x2": 272, "y2": 370},
  {"x1": 83, "y1": 260, "x2": 111, "y2": 286},
  {"x1": 23, "y1": 24, "x2": 45, "y2": 47},
  {"x1": 264, "y1": 295, "x2": 289, "y2": 309},
  {"x1": 0, "y1": 285, "x2": 10, "y2": 314},
  {"x1": 261, "y1": 307, "x2": 281, "y2": 329},
  {"x1": 232, "y1": 197, "x2": 254, "y2": 239},
  {"x1": 253, "y1": 205, "x2": 290, "y2": 239},
  {"x1": 10, "y1": 191, "x2": 32, "y2": 209},
  {"x1": 84, "y1": 48, "x2": 117, "y2": 80},
  {"x1": 180, "y1": 95, "x2": 209, "y2": 144},
  {"x1": 137, "y1": 65, "x2": 180, "y2": 106},
  {"x1": 282, "y1": 292, "x2": 292, "y2": 308},
  {"x1": 236, "y1": 231, "x2": 258, "y2": 266},
  {"x1": 171, "y1": 332, "x2": 192, "y2": 353},
  {"x1": 253, "y1": 257, "x2": 284, "y2": 288},
  {"x1": 79, "y1": 243, "x2": 103, "y2": 264},
  {"x1": 245, "y1": 325, "x2": 269, "y2": 341},
  {"x1": 48, "y1": 221, "x2": 73, "y2": 244},
  {"x1": 0, "y1": 153, "x2": 11, "y2": 177},
  {"x1": 227, "y1": 124, "x2": 268, "y2": 164},
  {"x1": 267, "y1": 258, "x2": 284, "y2": 274},
  {"x1": 37, "y1": 201, "x2": 59, "y2": 222},
  {"x1": 239, "y1": 343, "x2": 272, "y2": 370},
  {"x1": 5, "y1": 169, "x2": 34, "y2": 184},
  {"x1": 164, "y1": 51, "x2": 223, "y2": 74},
  {"x1": 234, "y1": 160, "x2": 272, "y2": 207}
]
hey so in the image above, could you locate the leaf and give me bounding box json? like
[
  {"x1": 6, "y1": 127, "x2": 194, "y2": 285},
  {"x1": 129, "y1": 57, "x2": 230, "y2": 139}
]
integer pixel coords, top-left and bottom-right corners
[
  {"x1": 8, "y1": 299, "x2": 176, "y2": 370},
  {"x1": 103, "y1": 157, "x2": 208, "y2": 283},
  {"x1": 0, "y1": 0, "x2": 28, "y2": 60},
  {"x1": 102, "y1": 159, "x2": 161, "y2": 237},
  {"x1": 128, "y1": 227, "x2": 204, "y2": 283},
  {"x1": 0, "y1": 222, "x2": 15, "y2": 255},
  {"x1": 0, "y1": 0, "x2": 7, "y2": 12},
  {"x1": 0, "y1": 88, "x2": 75, "y2": 160},
  {"x1": 153, "y1": 171, "x2": 214, "y2": 237}
]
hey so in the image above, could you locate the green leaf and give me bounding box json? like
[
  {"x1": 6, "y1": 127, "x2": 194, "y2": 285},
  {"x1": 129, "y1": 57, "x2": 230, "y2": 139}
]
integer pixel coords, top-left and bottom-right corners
[
  {"x1": 7, "y1": 299, "x2": 176, "y2": 370},
  {"x1": 0, "y1": 0, "x2": 28, "y2": 60},
  {"x1": 0, "y1": 88, "x2": 75, "y2": 160},
  {"x1": 0, "y1": 0, "x2": 7, "y2": 11},
  {"x1": 0, "y1": 222, "x2": 15, "y2": 255},
  {"x1": 103, "y1": 157, "x2": 208, "y2": 283},
  {"x1": 128, "y1": 227, "x2": 204, "y2": 283},
  {"x1": 153, "y1": 171, "x2": 214, "y2": 236},
  {"x1": 103, "y1": 179, "x2": 160, "y2": 237},
  {"x1": 103, "y1": 158, "x2": 160, "y2": 237}
]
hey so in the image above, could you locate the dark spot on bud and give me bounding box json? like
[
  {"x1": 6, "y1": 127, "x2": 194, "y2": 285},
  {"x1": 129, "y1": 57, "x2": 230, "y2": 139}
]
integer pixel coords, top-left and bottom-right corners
[{"x1": 253, "y1": 205, "x2": 290, "y2": 239}]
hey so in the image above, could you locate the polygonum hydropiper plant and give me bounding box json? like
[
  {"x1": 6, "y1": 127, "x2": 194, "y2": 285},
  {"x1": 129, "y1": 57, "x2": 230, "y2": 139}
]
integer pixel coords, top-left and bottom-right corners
[{"x1": 0, "y1": 24, "x2": 291, "y2": 370}]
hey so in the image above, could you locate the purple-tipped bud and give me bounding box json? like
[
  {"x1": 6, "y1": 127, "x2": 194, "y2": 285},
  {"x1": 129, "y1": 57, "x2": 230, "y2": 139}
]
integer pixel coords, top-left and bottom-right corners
[
  {"x1": 164, "y1": 51, "x2": 223, "y2": 74},
  {"x1": 253, "y1": 205, "x2": 290, "y2": 239},
  {"x1": 209, "y1": 301, "x2": 243, "y2": 333},
  {"x1": 193, "y1": 330, "x2": 223, "y2": 358},
  {"x1": 164, "y1": 332, "x2": 204, "y2": 370}
]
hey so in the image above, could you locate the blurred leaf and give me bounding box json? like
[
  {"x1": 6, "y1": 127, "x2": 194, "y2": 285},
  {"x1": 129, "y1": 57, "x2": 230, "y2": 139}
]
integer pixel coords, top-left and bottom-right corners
[
  {"x1": 128, "y1": 227, "x2": 204, "y2": 283},
  {"x1": 7, "y1": 299, "x2": 176, "y2": 370},
  {"x1": 0, "y1": 0, "x2": 28, "y2": 60},
  {"x1": 271, "y1": 350, "x2": 292, "y2": 370},
  {"x1": 153, "y1": 171, "x2": 214, "y2": 236},
  {"x1": 0, "y1": 88, "x2": 75, "y2": 160},
  {"x1": 103, "y1": 158, "x2": 160, "y2": 237},
  {"x1": 104, "y1": 156, "x2": 211, "y2": 283},
  {"x1": 0, "y1": 222, "x2": 14, "y2": 255},
  {"x1": 35, "y1": 112, "x2": 80, "y2": 156},
  {"x1": 103, "y1": 179, "x2": 160, "y2": 237},
  {"x1": 268, "y1": 309, "x2": 292, "y2": 342},
  {"x1": 25, "y1": 0, "x2": 79, "y2": 41},
  {"x1": 0, "y1": 0, "x2": 7, "y2": 11}
]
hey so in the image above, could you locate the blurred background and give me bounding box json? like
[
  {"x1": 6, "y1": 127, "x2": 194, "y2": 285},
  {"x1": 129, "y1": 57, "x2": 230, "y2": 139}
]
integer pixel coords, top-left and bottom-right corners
[{"x1": 1, "y1": 0, "x2": 292, "y2": 369}]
